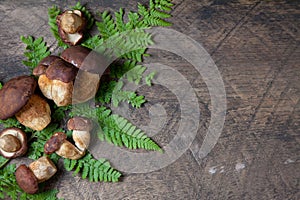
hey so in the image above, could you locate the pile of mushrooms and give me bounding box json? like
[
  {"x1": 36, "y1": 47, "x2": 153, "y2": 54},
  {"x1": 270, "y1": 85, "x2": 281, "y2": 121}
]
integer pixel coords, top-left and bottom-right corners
[
  {"x1": 0, "y1": 76, "x2": 51, "y2": 131},
  {"x1": 44, "y1": 117, "x2": 92, "y2": 159},
  {"x1": 34, "y1": 45, "x2": 105, "y2": 106},
  {"x1": 13, "y1": 117, "x2": 92, "y2": 194},
  {"x1": 0, "y1": 7, "x2": 108, "y2": 195}
]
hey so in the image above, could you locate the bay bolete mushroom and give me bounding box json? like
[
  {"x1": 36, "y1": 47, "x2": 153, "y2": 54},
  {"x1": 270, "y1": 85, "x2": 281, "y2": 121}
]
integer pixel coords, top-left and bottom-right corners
[
  {"x1": 15, "y1": 156, "x2": 57, "y2": 194},
  {"x1": 61, "y1": 46, "x2": 110, "y2": 104},
  {"x1": 0, "y1": 76, "x2": 51, "y2": 131},
  {"x1": 67, "y1": 117, "x2": 92, "y2": 151},
  {"x1": 57, "y1": 10, "x2": 86, "y2": 45},
  {"x1": 0, "y1": 128, "x2": 27, "y2": 158},
  {"x1": 37, "y1": 57, "x2": 78, "y2": 106},
  {"x1": 44, "y1": 117, "x2": 92, "y2": 159}
]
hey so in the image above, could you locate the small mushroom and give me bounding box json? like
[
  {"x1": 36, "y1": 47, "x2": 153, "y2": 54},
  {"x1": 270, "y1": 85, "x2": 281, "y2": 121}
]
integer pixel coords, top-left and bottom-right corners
[
  {"x1": 57, "y1": 10, "x2": 86, "y2": 45},
  {"x1": 0, "y1": 76, "x2": 51, "y2": 130},
  {"x1": 67, "y1": 117, "x2": 92, "y2": 151},
  {"x1": 37, "y1": 58, "x2": 78, "y2": 106},
  {"x1": 0, "y1": 128, "x2": 27, "y2": 158},
  {"x1": 15, "y1": 156, "x2": 57, "y2": 194}
]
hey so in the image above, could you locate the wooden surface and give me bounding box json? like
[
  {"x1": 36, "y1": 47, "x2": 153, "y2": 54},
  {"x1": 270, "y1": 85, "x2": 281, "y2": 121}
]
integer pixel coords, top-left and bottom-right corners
[{"x1": 0, "y1": 0, "x2": 299, "y2": 199}]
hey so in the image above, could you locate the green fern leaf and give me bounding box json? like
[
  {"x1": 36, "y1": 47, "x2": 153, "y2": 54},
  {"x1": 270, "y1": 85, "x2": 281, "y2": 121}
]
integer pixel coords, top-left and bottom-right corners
[
  {"x1": 21, "y1": 36, "x2": 51, "y2": 72},
  {"x1": 63, "y1": 153, "x2": 121, "y2": 182},
  {"x1": 96, "y1": 107, "x2": 162, "y2": 151},
  {"x1": 145, "y1": 71, "x2": 156, "y2": 86}
]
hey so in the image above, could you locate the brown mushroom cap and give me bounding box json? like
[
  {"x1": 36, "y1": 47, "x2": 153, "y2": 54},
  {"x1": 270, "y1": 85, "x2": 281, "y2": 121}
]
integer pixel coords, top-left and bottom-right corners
[
  {"x1": 45, "y1": 58, "x2": 78, "y2": 83},
  {"x1": 67, "y1": 117, "x2": 93, "y2": 131},
  {"x1": 39, "y1": 55, "x2": 61, "y2": 66},
  {"x1": 15, "y1": 164, "x2": 39, "y2": 194},
  {"x1": 0, "y1": 128, "x2": 28, "y2": 158},
  {"x1": 0, "y1": 76, "x2": 36, "y2": 120},
  {"x1": 61, "y1": 46, "x2": 109, "y2": 74},
  {"x1": 33, "y1": 55, "x2": 61, "y2": 76},
  {"x1": 44, "y1": 132, "x2": 67, "y2": 154},
  {"x1": 60, "y1": 45, "x2": 90, "y2": 68}
]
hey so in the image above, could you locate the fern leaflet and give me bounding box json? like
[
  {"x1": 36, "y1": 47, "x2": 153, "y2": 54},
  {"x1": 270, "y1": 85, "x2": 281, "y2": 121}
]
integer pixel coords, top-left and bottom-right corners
[{"x1": 145, "y1": 71, "x2": 156, "y2": 86}]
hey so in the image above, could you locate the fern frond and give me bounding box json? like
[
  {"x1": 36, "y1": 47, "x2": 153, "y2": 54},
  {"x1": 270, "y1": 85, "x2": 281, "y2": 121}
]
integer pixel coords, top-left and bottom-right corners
[
  {"x1": 145, "y1": 71, "x2": 156, "y2": 86},
  {"x1": 81, "y1": 35, "x2": 104, "y2": 49},
  {"x1": 0, "y1": 117, "x2": 22, "y2": 129},
  {"x1": 110, "y1": 81, "x2": 146, "y2": 108},
  {"x1": 96, "y1": 107, "x2": 162, "y2": 151},
  {"x1": 96, "y1": 11, "x2": 117, "y2": 40},
  {"x1": 48, "y1": 6, "x2": 68, "y2": 48},
  {"x1": 0, "y1": 156, "x2": 9, "y2": 169},
  {"x1": 20, "y1": 36, "x2": 51, "y2": 72},
  {"x1": 63, "y1": 153, "x2": 121, "y2": 182},
  {"x1": 52, "y1": 105, "x2": 72, "y2": 122},
  {"x1": 0, "y1": 164, "x2": 59, "y2": 200},
  {"x1": 115, "y1": 8, "x2": 126, "y2": 32}
]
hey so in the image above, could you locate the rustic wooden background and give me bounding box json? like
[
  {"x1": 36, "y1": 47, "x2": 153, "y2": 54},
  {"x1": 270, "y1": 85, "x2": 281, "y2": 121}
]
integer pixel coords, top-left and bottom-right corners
[{"x1": 0, "y1": 0, "x2": 299, "y2": 199}]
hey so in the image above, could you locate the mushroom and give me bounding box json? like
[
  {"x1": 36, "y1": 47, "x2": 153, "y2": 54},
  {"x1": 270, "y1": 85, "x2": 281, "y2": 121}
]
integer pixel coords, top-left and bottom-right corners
[
  {"x1": 44, "y1": 117, "x2": 92, "y2": 159},
  {"x1": 0, "y1": 128, "x2": 27, "y2": 158},
  {"x1": 35, "y1": 46, "x2": 109, "y2": 106},
  {"x1": 67, "y1": 117, "x2": 92, "y2": 151},
  {"x1": 57, "y1": 10, "x2": 86, "y2": 45},
  {"x1": 15, "y1": 156, "x2": 57, "y2": 194},
  {"x1": 0, "y1": 76, "x2": 51, "y2": 131},
  {"x1": 37, "y1": 58, "x2": 78, "y2": 106},
  {"x1": 61, "y1": 46, "x2": 110, "y2": 104}
]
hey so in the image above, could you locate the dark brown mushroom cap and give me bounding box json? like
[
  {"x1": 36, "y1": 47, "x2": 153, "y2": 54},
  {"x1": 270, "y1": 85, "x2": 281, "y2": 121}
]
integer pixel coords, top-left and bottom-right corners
[
  {"x1": 33, "y1": 56, "x2": 61, "y2": 76},
  {"x1": 45, "y1": 58, "x2": 78, "y2": 83},
  {"x1": 61, "y1": 46, "x2": 90, "y2": 68},
  {"x1": 15, "y1": 164, "x2": 39, "y2": 194},
  {"x1": 67, "y1": 117, "x2": 93, "y2": 131},
  {"x1": 44, "y1": 132, "x2": 67, "y2": 154},
  {"x1": 61, "y1": 46, "x2": 109, "y2": 74},
  {"x1": 39, "y1": 55, "x2": 61, "y2": 66},
  {"x1": 0, "y1": 76, "x2": 36, "y2": 120}
]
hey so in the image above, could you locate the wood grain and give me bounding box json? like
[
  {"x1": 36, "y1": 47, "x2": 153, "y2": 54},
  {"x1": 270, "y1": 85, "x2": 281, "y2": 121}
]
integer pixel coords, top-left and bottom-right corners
[{"x1": 0, "y1": 0, "x2": 299, "y2": 199}]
